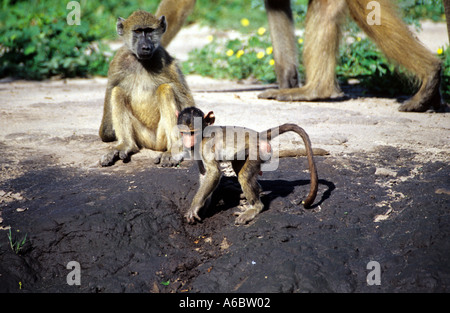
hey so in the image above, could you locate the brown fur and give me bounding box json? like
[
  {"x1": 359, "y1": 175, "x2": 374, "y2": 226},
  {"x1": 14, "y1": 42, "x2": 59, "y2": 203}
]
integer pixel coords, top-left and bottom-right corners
[
  {"x1": 346, "y1": 0, "x2": 442, "y2": 112},
  {"x1": 292, "y1": 0, "x2": 347, "y2": 100},
  {"x1": 177, "y1": 107, "x2": 318, "y2": 225},
  {"x1": 264, "y1": 0, "x2": 299, "y2": 89},
  {"x1": 445, "y1": 0, "x2": 450, "y2": 42},
  {"x1": 99, "y1": 10, "x2": 195, "y2": 166},
  {"x1": 156, "y1": 0, "x2": 196, "y2": 48},
  {"x1": 156, "y1": 0, "x2": 444, "y2": 112}
]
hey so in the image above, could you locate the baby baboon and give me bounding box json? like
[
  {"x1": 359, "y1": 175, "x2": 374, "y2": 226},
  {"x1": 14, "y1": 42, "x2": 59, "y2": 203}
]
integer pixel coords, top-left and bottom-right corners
[
  {"x1": 99, "y1": 10, "x2": 195, "y2": 167},
  {"x1": 177, "y1": 107, "x2": 318, "y2": 225}
]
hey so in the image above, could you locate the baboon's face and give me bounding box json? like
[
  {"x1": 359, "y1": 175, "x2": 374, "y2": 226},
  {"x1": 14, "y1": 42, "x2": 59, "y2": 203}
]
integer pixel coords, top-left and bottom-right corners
[
  {"x1": 117, "y1": 11, "x2": 166, "y2": 60},
  {"x1": 177, "y1": 108, "x2": 216, "y2": 149},
  {"x1": 131, "y1": 27, "x2": 159, "y2": 59}
]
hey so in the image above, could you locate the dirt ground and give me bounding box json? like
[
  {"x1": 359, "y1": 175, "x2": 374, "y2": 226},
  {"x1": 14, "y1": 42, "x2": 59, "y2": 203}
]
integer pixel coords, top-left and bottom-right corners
[{"x1": 0, "y1": 22, "x2": 449, "y2": 293}]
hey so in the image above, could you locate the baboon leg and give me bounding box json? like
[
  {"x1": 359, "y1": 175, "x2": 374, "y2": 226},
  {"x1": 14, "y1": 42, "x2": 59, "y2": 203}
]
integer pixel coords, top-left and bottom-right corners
[
  {"x1": 258, "y1": 0, "x2": 346, "y2": 101},
  {"x1": 156, "y1": 0, "x2": 196, "y2": 48},
  {"x1": 100, "y1": 87, "x2": 141, "y2": 166},
  {"x1": 231, "y1": 160, "x2": 246, "y2": 199},
  {"x1": 445, "y1": 0, "x2": 450, "y2": 43},
  {"x1": 232, "y1": 159, "x2": 263, "y2": 198},
  {"x1": 235, "y1": 160, "x2": 264, "y2": 225},
  {"x1": 154, "y1": 84, "x2": 178, "y2": 151},
  {"x1": 264, "y1": 0, "x2": 299, "y2": 89},
  {"x1": 346, "y1": 0, "x2": 443, "y2": 112},
  {"x1": 186, "y1": 165, "x2": 221, "y2": 223},
  {"x1": 152, "y1": 84, "x2": 185, "y2": 166}
]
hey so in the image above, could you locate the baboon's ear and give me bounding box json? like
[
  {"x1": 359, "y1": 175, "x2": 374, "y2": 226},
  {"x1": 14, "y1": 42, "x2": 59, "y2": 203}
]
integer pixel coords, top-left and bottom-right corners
[
  {"x1": 159, "y1": 15, "x2": 167, "y2": 33},
  {"x1": 204, "y1": 111, "x2": 215, "y2": 126},
  {"x1": 116, "y1": 17, "x2": 125, "y2": 36}
]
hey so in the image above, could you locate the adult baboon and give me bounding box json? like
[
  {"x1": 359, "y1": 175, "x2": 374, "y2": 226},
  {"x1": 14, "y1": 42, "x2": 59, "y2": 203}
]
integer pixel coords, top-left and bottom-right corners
[
  {"x1": 156, "y1": 0, "x2": 444, "y2": 112},
  {"x1": 99, "y1": 10, "x2": 195, "y2": 166}
]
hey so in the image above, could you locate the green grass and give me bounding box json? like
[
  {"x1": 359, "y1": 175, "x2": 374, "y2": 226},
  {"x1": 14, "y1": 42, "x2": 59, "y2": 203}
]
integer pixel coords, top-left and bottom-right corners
[
  {"x1": 7, "y1": 228, "x2": 27, "y2": 254},
  {"x1": 0, "y1": 0, "x2": 446, "y2": 84},
  {"x1": 182, "y1": 31, "x2": 277, "y2": 83},
  {"x1": 182, "y1": 26, "x2": 449, "y2": 99}
]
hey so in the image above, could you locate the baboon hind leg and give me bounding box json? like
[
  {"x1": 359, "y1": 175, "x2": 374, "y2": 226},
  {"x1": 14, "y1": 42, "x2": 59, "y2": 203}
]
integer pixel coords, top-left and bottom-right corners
[
  {"x1": 235, "y1": 160, "x2": 264, "y2": 225},
  {"x1": 258, "y1": 0, "x2": 346, "y2": 101},
  {"x1": 346, "y1": 0, "x2": 443, "y2": 112},
  {"x1": 264, "y1": 0, "x2": 299, "y2": 89},
  {"x1": 445, "y1": 0, "x2": 450, "y2": 43},
  {"x1": 100, "y1": 87, "x2": 140, "y2": 167},
  {"x1": 151, "y1": 84, "x2": 185, "y2": 166}
]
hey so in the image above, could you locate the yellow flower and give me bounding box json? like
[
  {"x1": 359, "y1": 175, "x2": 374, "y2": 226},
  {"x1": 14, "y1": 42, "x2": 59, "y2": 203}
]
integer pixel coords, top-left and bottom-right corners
[
  {"x1": 226, "y1": 49, "x2": 234, "y2": 57},
  {"x1": 256, "y1": 51, "x2": 265, "y2": 59},
  {"x1": 266, "y1": 46, "x2": 273, "y2": 55},
  {"x1": 269, "y1": 59, "x2": 275, "y2": 66},
  {"x1": 356, "y1": 36, "x2": 362, "y2": 42},
  {"x1": 236, "y1": 50, "x2": 244, "y2": 58},
  {"x1": 206, "y1": 35, "x2": 214, "y2": 43},
  {"x1": 437, "y1": 47, "x2": 443, "y2": 55},
  {"x1": 298, "y1": 38, "x2": 303, "y2": 44},
  {"x1": 241, "y1": 18, "x2": 250, "y2": 27},
  {"x1": 257, "y1": 27, "x2": 266, "y2": 36}
]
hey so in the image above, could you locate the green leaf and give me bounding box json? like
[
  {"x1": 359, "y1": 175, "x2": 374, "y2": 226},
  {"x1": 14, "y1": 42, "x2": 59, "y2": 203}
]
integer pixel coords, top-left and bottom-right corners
[
  {"x1": 160, "y1": 280, "x2": 170, "y2": 286},
  {"x1": 24, "y1": 45, "x2": 36, "y2": 55}
]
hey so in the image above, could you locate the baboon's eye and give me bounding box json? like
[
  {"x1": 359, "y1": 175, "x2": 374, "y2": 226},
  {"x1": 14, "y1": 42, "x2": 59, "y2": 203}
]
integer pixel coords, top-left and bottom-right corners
[{"x1": 134, "y1": 28, "x2": 154, "y2": 34}]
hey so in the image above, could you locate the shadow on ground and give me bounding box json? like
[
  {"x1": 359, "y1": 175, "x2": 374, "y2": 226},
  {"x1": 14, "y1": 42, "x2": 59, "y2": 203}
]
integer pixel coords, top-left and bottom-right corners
[{"x1": 0, "y1": 146, "x2": 449, "y2": 292}]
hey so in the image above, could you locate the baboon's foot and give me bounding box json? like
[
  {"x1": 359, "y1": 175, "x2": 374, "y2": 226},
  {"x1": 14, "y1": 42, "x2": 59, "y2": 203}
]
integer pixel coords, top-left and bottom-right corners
[
  {"x1": 153, "y1": 151, "x2": 184, "y2": 167},
  {"x1": 258, "y1": 86, "x2": 344, "y2": 102},
  {"x1": 100, "y1": 150, "x2": 125, "y2": 167},
  {"x1": 398, "y1": 66, "x2": 444, "y2": 112},
  {"x1": 100, "y1": 144, "x2": 138, "y2": 167},
  {"x1": 234, "y1": 208, "x2": 260, "y2": 225},
  {"x1": 234, "y1": 202, "x2": 264, "y2": 225},
  {"x1": 278, "y1": 65, "x2": 299, "y2": 89}
]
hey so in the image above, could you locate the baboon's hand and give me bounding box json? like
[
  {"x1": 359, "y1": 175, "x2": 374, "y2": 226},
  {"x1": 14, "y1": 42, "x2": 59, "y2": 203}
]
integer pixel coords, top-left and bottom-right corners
[
  {"x1": 185, "y1": 208, "x2": 201, "y2": 224},
  {"x1": 154, "y1": 151, "x2": 184, "y2": 167},
  {"x1": 100, "y1": 149, "x2": 131, "y2": 167}
]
